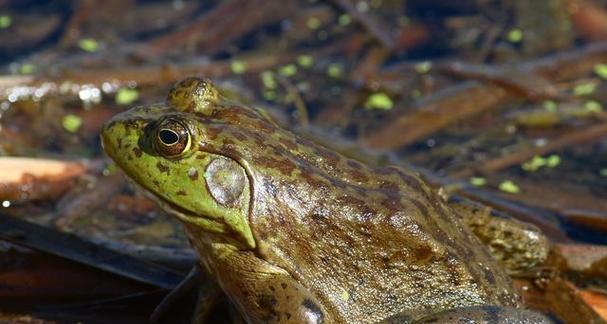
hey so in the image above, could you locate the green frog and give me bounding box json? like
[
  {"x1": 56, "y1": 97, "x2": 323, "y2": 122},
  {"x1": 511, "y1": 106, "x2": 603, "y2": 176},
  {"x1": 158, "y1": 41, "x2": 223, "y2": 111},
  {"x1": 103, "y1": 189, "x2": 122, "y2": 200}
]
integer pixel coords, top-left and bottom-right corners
[{"x1": 101, "y1": 77, "x2": 552, "y2": 323}]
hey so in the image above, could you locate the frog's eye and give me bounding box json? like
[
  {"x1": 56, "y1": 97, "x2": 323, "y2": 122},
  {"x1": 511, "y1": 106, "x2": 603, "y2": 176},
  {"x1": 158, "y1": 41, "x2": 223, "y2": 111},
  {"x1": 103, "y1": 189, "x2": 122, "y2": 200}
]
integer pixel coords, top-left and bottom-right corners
[{"x1": 154, "y1": 119, "x2": 191, "y2": 157}]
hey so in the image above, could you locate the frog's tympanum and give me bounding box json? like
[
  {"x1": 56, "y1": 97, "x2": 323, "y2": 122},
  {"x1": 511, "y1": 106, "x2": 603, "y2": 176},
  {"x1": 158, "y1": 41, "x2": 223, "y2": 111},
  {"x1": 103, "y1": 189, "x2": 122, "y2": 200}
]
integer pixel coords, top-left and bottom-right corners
[{"x1": 101, "y1": 77, "x2": 552, "y2": 323}]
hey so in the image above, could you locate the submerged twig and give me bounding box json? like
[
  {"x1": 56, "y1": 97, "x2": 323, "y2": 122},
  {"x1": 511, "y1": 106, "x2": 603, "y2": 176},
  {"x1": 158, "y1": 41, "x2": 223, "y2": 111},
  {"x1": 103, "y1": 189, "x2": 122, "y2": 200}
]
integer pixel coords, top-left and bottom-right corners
[{"x1": 453, "y1": 122, "x2": 607, "y2": 178}]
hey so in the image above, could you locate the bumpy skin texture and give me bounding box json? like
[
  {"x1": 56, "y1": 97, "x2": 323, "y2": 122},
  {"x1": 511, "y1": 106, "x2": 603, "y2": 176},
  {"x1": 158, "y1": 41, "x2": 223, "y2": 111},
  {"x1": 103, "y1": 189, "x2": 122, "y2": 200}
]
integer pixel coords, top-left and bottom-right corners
[{"x1": 101, "y1": 78, "x2": 550, "y2": 323}]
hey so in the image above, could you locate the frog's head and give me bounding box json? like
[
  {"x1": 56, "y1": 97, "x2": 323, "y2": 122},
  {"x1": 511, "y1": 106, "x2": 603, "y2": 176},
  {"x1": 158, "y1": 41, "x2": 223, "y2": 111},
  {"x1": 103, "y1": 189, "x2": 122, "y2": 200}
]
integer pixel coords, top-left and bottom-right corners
[{"x1": 101, "y1": 77, "x2": 262, "y2": 249}]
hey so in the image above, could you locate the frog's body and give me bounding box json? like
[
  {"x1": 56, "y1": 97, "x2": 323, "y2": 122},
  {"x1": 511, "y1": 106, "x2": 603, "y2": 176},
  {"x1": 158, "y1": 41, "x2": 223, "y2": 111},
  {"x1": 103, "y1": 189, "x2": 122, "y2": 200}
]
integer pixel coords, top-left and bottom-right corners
[{"x1": 101, "y1": 78, "x2": 550, "y2": 323}]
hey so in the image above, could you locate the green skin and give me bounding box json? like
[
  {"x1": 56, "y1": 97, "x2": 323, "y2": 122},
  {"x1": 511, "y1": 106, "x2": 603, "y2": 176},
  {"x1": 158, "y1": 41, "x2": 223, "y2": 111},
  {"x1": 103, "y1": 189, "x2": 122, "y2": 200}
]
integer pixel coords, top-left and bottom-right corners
[{"x1": 101, "y1": 78, "x2": 552, "y2": 323}]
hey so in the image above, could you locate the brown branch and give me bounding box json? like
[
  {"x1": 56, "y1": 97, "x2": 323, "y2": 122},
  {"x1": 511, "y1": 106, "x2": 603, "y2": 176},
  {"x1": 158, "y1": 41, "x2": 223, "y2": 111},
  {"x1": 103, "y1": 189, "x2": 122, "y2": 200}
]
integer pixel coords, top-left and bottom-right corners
[
  {"x1": 453, "y1": 121, "x2": 607, "y2": 178},
  {"x1": 363, "y1": 41, "x2": 607, "y2": 150},
  {"x1": 330, "y1": 0, "x2": 395, "y2": 50}
]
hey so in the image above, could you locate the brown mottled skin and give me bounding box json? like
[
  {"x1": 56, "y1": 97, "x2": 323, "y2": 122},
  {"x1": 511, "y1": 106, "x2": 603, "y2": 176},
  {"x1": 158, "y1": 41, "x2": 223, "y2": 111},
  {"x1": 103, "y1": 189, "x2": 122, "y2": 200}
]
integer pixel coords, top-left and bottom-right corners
[{"x1": 101, "y1": 77, "x2": 552, "y2": 323}]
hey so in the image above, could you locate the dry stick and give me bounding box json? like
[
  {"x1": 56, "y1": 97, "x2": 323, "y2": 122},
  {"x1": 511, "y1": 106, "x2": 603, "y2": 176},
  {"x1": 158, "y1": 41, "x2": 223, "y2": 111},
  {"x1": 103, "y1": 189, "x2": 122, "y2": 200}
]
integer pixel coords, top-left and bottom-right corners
[
  {"x1": 143, "y1": 0, "x2": 248, "y2": 54},
  {"x1": 0, "y1": 51, "x2": 296, "y2": 98},
  {"x1": 277, "y1": 75, "x2": 309, "y2": 127},
  {"x1": 144, "y1": 0, "x2": 300, "y2": 56},
  {"x1": 453, "y1": 122, "x2": 607, "y2": 178},
  {"x1": 330, "y1": 0, "x2": 395, "y2": 50},
  {"x1": 364, "y1": 81, "x2": 512, "y2": 149},
  {"x1": 363, "y1": 41, "x2": 607, "y2": 150}
]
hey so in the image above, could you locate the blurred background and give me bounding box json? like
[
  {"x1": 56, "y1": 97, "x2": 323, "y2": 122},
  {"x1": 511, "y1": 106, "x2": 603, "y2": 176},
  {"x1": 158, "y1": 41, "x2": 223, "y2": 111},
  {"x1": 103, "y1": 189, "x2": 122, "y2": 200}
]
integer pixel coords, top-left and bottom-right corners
[{"x1": 0, "y1": 0, "x2": 606, "y2": 323}]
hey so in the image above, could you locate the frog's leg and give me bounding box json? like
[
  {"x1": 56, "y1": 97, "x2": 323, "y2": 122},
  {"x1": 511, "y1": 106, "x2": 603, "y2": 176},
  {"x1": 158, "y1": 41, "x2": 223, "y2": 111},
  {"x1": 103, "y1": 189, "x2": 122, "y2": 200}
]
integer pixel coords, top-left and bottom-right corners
[
  {"x1": 208, "y1": 243, "x2": 329, "y2": 324},
  {"x1": 451, "y1": 201, "x2": 550, "y2": 275},
  {"x1": 150, "y1": 265, "x2": 222, "y2": 323},
  {"x1": 413, "y1": 306, "x2": 554, "y2": 323}
]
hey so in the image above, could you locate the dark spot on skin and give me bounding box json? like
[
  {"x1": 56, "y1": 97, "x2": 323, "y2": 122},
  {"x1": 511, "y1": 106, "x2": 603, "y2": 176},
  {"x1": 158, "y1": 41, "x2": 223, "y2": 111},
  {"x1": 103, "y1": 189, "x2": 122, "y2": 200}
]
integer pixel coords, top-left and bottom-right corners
[
  {"x1": 350, "y1": 169, "x2": 369, "y2": 183},
  {"x1": 269, "y1": 285, "x2": 275, "y2": 291},
  {"x1": 281, "y1": 283, "x2": 287, "y2": 289},
  {"x1": 214, "y1": 105, "x2": 259, "y2": 123},
  {"x1": 412, "y1": 244, "x2": 433, "y2": 263},
  {"x1": 253, "y1": 156, "x2": 296, "y2": 176},
  {"x1": 152, "y1": 180, "x2": 160, "y2": 187},
  {"x1": 376, "y1": 166, "x2": 395, "y2": 175},
  {"x1": 258, "y1": 295, "x2": 278, "y2": 308},
  {"x1": 446, "y1": 257, "x2": 462, "y2": 286},
  {"x1": 257, "y1": 120, "x2": 275, "y2": 133},
  {"x1": 285, "y1": 313, "x2": 291, "y2": 320},
  {"x1": 281, "y1": 136, "x2": 297, "y2": 150},
  {"x1": 482, "y1": 305, "x2": 500, "y2": 323},
  {"x1": 231, "y1": 130, "x2": 246, "y2": 141},
  {"x1": 347, "y1": 160, "x2": 362, "y2": 170},
  {"x1": 117, "y1": 137, "x2": 123, "y2": 149},
  {"x1": 222, "y1": 138, "x2": 235, "y2": 146},
  {"x1": 483, "y1": 265, "x2": 496, "y2": 285},
  {"x1": 156, "y1": 162, "x2": 170, "y2": 174},
  {"x1": 295, "y1": 136, "x2": 318, "y2": 150},
  {"x1": 381, "y1": 197, "x2": 404, "y2": 214},
  {"x1": 188, "y1": 169, "x2": 199, "y2": 180},
  {"x1": 300, "y1": 168, "x2": 328, "y2": 188},
  {"x1": 176, "y1": 190, "x2": 187, "y2": 196},
  {"x1": 205, "y1": 127, "x2": 222, "y2": 140},
  {"x1": 218, "y1": 143, "x2": 240, "y2": 159},
  {"x1": 385, "y1": 294, "x2": 398, "y2": 304},
  {"x1": 329, "y1": 177, "x2": 346, "y2": 189},
  {"x1": 301, "y1": 299, "x2": 324, "y2": 324},
  {"x1": 379, "y1": 180, "x2": 401, "y2": 192},
  {"x1": 315, "y1": 146, "x2": 340, "y2": 165},
  {"x1": 409, "y1": 198, "x2": 450, "y2": 244},
  {"x1": 132, "y1": 147, "x2": 142, "y2": 158}
]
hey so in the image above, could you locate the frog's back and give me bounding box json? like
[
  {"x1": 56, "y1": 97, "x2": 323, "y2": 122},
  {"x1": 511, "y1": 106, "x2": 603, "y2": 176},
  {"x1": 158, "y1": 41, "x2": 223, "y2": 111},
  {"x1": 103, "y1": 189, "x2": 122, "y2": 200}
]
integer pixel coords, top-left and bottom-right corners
[{"x1": 201, "y1": 104, "x2": 521, "y2": 322}]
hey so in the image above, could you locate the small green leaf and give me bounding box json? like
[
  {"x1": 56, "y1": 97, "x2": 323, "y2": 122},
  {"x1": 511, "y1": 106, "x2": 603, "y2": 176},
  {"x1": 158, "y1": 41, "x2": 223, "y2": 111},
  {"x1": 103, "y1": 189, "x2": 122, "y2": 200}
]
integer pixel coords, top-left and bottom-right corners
[
  {"x1": 543, "y1": 100, "x2": 557, "y2": 112},
  {"x1": 18, "y1": 63, "x2": 36, "y2": 75},
  {"x1": 414, "y1": 61, "x2": 432, "y2": 74},
  {"x1": 594, "y1": 64, "x2": 607, "y2": 80},
  {"x1": 115, "y1": 88, "x2": 139, "y2": 105},
  {"x1": 230, "y1": 60, "x2": 247, "y2": 74},
  {"x1": 546, "y1": 155, "x2": 561, "y2": 168},
  {"x1": 327, "y1": 63, "x2": 343, "y2": 78},
  {"x1": 62, "y1": 114, "x2": 82, "y2": 133},
  {"x1": 338, "y1": 14, "x2": 351, "y2": 26},
  {"x1": 307, "y1": 17, "x2": 321, "y2": 30},
  {"x1": 365, "y1": 93, "x2": 393, "y2": 110},
  {"x1": 469, "y1": 177, "x2": 487, "y2": 187},
  {"x1": 279, "y1": 64, "x2": 298, "y2": 77},
  {"x1": 507, "y1": 28, "x2": 523, "y2": 43},
  {"x1": 263, "y1": 90, "x2": 277, "y2": 101},
  {"x1": 260, "y1": 71, "x2": 276, "y2": 89},
  {"x1": 522, "y1": 155, "x2": 546, "y2": 172},
  {"x1": 584, "y1": 100, "x2": 603, "y2": 113},
  {"x1": 78, "y1": 38, "x2": 99, "y2": 52},
  {"x1": 0, "y1": 15, "x2": 11, "y2": 29},
  {"x1": 297, "y1": 55, "x2": 314, "y2": 68},
  {"x1": 499, "y1": 180, "x2": 520, "y2": 194},
  {"x1": 574, "y1": 82, "x2": 596, "y2": 96}
]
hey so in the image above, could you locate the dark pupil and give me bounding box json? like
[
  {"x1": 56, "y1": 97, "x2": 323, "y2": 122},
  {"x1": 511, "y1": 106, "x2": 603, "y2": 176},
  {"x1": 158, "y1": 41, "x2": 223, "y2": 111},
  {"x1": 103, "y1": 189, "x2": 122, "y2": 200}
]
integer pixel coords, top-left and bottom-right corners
[{"x1": 159, "y1": 129, "x2": 179, "y2": 145}]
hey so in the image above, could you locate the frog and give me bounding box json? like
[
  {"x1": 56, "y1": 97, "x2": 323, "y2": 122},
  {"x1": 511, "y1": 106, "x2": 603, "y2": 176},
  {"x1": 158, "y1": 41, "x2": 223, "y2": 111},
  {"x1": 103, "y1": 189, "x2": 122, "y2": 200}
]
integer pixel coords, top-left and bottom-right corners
[{"x1": 101, "y1": 77, "x2": 553, "y2": 323}]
